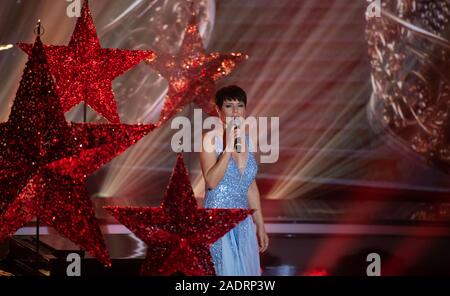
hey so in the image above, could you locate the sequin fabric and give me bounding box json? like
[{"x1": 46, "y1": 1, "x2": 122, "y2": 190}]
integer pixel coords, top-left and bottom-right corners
[{"x1": 203, "y1": 136, "x2": 261, "y2": 276}]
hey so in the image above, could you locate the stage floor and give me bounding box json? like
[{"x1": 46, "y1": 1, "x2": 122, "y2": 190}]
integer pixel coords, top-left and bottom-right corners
[{"x1": 2, "y1": 219, "x2": 450, "y2": 276}]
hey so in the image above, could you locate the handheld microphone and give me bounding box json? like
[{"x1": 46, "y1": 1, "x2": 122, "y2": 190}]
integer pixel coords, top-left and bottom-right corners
[{"x1": 233, "y1": 117, "x2": 242, "y2": 153}]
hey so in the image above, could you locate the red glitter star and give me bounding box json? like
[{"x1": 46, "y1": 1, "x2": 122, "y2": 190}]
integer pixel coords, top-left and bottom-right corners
[
  {"x1": 105, "y1": 154, "x2": 252, "y2": 275},
  {"x1": 0, "y1": 36, "x2": 155, "y2": 266},
  {"x1": 19, "y1": 0, "x2": 155, "y2": 123},
  {"x1": 146, "y1": 8, "x2": 248, "y2": 125}
]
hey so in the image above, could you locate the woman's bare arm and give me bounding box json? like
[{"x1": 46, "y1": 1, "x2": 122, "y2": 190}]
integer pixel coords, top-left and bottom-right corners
[
  {"x1": 248, "y1": 180, "x2": 269, "y2": 252},
  {"x1": 248, "y1": 180, "x2": 264, "y2": 228},
  {"x1": 199, "y1": 133, "x2": 232, "y2": 190}
]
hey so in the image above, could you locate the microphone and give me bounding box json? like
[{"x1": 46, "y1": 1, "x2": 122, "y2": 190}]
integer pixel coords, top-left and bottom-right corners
[{"x1": 233, "y1": 117, "x2": 242, "y2": 153}]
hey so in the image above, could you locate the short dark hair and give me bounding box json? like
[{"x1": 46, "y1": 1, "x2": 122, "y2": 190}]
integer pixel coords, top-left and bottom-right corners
[{"x1": 215, "y1": 85, "x2": 247, "y2": 108}]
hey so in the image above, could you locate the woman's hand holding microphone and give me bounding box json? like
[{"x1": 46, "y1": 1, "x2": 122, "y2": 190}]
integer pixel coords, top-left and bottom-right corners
[{"x1": 222, "y1": 117, "x2": 242, "y2": 153}]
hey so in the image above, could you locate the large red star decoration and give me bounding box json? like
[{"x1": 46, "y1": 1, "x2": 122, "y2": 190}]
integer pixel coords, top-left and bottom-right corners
[
  {"x1": 146, "y1": 8, "x2": 248, "y2": 125},
  {"x1": 19, "y1": 0, "x2": 155, "y2": 123},
  {"x1": 105, "y1": 153, "x2": 252, "y2": 275},
  {"x1": 0, "y1": 36, "x2": 155, "y2": 266}
]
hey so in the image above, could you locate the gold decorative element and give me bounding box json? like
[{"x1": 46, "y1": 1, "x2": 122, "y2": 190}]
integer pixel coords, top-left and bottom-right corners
[{"x1": 366, "y1": 1, "x2": 450, "y2": 172}]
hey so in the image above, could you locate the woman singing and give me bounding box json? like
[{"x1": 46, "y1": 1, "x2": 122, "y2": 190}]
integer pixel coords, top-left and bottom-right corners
[{"x1": 200, "y1": 85, "x2": 269, "y2": 276}]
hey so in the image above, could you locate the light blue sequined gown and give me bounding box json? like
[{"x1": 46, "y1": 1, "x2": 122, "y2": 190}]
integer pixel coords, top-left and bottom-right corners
[{"x1": 204, "y1": 135, "x2": 261, "y2": 276}]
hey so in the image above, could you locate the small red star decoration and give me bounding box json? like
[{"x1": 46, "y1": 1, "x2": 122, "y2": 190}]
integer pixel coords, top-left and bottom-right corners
[
  {"x1": 19, "y1": 0, "x2": 155, "y2": 123},
  {"x1": 0, "y1": 36, "x2": 155, "y2": 266},
  {"x1": 146, "y1": 8, "x2": 248, "y2": 125},
  {"x1": 105, "y1": 153, "x2": 253, "y2": 275}
]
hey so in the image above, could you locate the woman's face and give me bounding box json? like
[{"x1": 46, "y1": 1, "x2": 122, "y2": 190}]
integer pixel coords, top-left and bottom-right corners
[{"x1": 217, "y1": 99, "x2": 246, "y2": 123}]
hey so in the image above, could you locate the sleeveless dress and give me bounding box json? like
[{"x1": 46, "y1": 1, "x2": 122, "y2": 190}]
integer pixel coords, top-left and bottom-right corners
[{"x1": 203, "y1": 135, "x2": 261, "y2": 276}]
